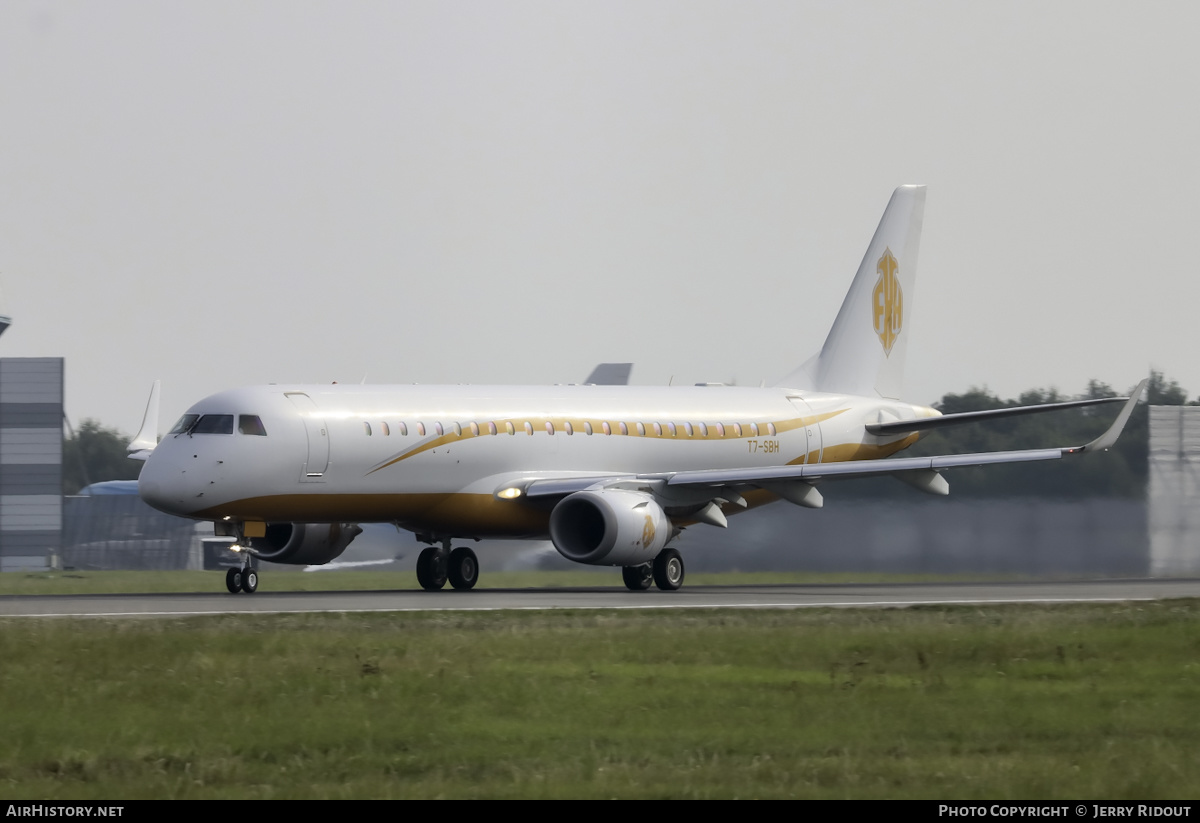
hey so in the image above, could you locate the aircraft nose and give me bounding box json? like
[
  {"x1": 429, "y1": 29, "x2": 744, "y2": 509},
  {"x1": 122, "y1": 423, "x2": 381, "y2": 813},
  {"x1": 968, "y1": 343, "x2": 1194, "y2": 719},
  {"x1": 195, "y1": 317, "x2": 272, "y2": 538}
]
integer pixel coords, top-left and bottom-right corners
[{"x1": 138, "y1": 452, "x2": 196, "y2": 516}]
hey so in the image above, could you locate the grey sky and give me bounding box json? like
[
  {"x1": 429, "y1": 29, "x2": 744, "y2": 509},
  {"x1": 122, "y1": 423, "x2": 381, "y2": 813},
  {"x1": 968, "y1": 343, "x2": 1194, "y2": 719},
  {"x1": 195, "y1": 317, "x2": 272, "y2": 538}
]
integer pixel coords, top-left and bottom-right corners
[{"x1": 1, "y1": 1, "x2": 1197, "y2": 432}]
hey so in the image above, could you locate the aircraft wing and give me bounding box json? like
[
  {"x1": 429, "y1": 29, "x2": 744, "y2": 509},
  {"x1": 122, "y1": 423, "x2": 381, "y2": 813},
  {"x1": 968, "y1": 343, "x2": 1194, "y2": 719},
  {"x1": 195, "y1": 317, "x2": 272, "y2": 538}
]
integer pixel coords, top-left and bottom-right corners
[
  {"x1": 866, "y1": 394, "x2": 1130, "y2": 436},
  {"x1": 522, "y1": 379, "x2": 1146, "y2": 502}
]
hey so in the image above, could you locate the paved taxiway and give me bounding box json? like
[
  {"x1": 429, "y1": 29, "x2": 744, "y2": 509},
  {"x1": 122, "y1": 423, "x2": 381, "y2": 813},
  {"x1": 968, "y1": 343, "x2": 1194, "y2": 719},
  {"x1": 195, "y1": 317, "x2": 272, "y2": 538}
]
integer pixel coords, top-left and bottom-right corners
[{"x1": 0, "y1": 578, "x2": 1197, "y2": 618}]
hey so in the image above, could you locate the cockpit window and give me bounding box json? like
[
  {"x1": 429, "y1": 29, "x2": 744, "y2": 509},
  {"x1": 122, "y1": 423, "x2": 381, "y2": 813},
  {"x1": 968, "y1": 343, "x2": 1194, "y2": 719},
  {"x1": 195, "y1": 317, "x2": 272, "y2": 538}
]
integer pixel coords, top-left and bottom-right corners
[
  {"x1": 238, "y1": 415, "x2": 267, "y2": 436},
  {"x1": 191, "y1": 414, "x2": 234, "y2": 435},
  {"x1": 169, "y1": 414, "x2": 200, "y2": 435}
]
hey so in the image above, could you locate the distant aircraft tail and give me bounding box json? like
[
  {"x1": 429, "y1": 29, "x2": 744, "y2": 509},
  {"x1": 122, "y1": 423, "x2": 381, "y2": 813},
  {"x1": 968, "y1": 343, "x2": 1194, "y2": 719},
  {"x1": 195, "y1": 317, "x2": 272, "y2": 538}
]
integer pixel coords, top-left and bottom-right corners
[{"x1": 775, "y1": 185, "x2": 926, "y2": 399}]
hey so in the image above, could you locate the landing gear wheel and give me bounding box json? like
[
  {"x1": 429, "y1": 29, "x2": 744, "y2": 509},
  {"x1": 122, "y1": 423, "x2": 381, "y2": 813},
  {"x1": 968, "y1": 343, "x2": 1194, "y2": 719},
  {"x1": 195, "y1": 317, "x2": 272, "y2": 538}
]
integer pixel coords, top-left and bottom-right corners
[
  {"x1": 622, "y1": 563, "x2": 653, "y2": 591},
  {"x1": 416, "y1": 546, "x2": 448, "y2": 591},
  {"x1": 652, "y1": 548, "x2": 685, "y2": 591},
  {"x1": 225, "y1": 567, "x2": 243, "y2": 594},
  {"x1": 241, "y1": 568, "x2": 258, "y2": 593},
  {"x1": 448, "y1": 547, "x2": 479, "y2": 591}
]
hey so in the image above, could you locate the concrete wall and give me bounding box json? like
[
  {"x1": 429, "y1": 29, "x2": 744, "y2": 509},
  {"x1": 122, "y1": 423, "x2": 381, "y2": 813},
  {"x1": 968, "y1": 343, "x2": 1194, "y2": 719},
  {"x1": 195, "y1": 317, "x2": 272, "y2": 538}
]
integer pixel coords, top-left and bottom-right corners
[{"x1": 675, "y1": 496, "x2": 1148, "y2": 575}]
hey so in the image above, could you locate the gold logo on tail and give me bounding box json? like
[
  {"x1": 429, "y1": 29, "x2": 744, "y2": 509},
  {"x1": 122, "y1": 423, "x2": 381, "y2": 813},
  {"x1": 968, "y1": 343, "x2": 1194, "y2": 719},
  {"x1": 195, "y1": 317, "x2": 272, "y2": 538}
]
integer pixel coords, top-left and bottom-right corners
[
  {"x1": 642, "y1": 515, "x2": 656, "y2": 547},
  {"x1": 872, "y1": 247, "x2": 902, "y2": 356}
]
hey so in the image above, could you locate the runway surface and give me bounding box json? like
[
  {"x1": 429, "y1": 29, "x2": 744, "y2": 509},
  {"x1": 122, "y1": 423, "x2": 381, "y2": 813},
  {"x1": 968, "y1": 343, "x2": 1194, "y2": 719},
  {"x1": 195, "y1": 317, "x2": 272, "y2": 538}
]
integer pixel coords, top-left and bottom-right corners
[{"x1": 0, "y1": 578, "x2": 1198, "y2": 618}]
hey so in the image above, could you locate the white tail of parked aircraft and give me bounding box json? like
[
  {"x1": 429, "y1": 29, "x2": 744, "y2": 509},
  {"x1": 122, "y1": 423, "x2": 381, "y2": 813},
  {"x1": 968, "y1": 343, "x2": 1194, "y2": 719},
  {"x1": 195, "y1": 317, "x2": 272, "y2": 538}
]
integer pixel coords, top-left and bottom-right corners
[{"x1": 132, "y1": 186, "x2": 1146, "y2": 595}]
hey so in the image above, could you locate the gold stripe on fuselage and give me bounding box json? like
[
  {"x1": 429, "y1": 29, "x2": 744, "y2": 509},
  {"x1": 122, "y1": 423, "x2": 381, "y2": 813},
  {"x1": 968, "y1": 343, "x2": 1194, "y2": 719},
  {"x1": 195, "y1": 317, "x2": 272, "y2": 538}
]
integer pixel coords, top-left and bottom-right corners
[
  {"x1": 787, "y1": 433, "x2": 920, "y2": 465},
  {"x1": 365, "y1": 409, "x2": 850, "y2": 476}
]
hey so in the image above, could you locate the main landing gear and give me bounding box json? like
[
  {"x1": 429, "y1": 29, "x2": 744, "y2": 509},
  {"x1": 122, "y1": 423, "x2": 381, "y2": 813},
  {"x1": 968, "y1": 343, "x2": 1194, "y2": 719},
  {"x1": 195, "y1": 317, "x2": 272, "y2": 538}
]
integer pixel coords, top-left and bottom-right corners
[
  {"x1": 416, "y1": 542, "x2": 479, "y2": 591},
  {"x1": 225, "y1": 562, "x2": 259, "y2": 594},
  {"x1": 623, "y1": 548, "x2": 685, "y2": 592}
]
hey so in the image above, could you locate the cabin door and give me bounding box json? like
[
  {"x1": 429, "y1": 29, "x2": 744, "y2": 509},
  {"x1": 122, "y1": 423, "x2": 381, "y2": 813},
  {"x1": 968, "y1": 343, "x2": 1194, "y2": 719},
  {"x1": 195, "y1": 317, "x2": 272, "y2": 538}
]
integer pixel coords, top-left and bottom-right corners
[
  {"x1": 786, "y1": 396, "x2": 823, "y2": 464},
  {"x1": 285, "y1": 392, "x2": 330, "y2": 478}
]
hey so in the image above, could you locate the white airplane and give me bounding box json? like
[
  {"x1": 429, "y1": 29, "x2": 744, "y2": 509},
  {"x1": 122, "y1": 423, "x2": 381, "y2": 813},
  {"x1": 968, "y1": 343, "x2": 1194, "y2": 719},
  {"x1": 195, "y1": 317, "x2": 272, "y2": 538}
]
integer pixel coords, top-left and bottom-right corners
[{"x1": 133, "y1": 185, "x2": 1145, "y2": 595}]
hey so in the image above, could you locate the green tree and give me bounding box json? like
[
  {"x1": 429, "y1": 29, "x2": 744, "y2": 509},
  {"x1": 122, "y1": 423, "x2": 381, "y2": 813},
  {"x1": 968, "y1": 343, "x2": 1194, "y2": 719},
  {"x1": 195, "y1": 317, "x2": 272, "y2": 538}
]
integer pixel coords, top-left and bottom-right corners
[
  {"x1": 1145, "y1": 370, "x2": 1189, "y2": 405},
  {"x1": 63, "y1": 419, "x2": 142, "y2": 495}
]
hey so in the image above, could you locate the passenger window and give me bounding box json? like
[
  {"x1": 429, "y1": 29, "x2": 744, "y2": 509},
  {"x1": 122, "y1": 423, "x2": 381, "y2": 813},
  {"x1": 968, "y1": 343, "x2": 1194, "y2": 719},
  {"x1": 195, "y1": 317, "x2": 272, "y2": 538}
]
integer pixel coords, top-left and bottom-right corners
[
  {"x1": 683, "y1": 422, "x2": 693, "y2": 437},
  {"x1": 381, "y1": 422, "x2": 390, "y2": 436},
  {"x1": 619, "y1": 422, "x2": 628, "y2": 436},
  {"x1": 398, "y1": 422, "x2": 408, "y2": 436},
  {"x1": 667, "y1": 422, "x2": 677, "y2": 437},
  {"x1": 238, "y1": 415, "x2": 267, "y2": 436},
  {"x1": 487, "y1": 422, "x2": 497, "y2": 435},
  {"x1": 470, "y1": 422, "x2": 480, "y2": 436},
  {"x1": 750, "y1": 423, "x2": 759, "y2": 436},
  {"x1": 602, "y1": 422, "x2": 611, "y2": 436},
  {"x1": 636, "y1": 422, "x2": 645, "y2": 436},
  {"x1": 733, "y1": 423, "x2": 742, "y2": 438},
  {"x1": 698, "y1": 422, "x2": 708, "y2": 437},
  {"x1": 768, "y1": 422, "x2": 777, "y2": 436},
  {"x1": 715, "y1": 423, "x2": 725, "y2": 437},
  {"x1": 364, "y1": 422, "x2": 373, "y2": 436},
  {"x1": 417, "y1": 422, "x2": 426, "y2": 436},
  {"x1": 564, "y1": 421, "x2": 574, "y2": 435},
  {"x1": 453, "y1": 422, "x2": 462, "y2": 436},
  {"x1": 546, "y1": 422, "x2": 555, "y2": 435},
  {"x1": 506, "y1": 421, "x2": 515, "y2": 435},
  {"x1": 584, "y1": 421, "x2": 594, "y2": 435},
  {"x1": 435, "y1": 422, "x2": 444, "y2": 436},
  {"x1": 192, "y1": 414, "x2": 234, "y2": 435},
  {"x1": 653, "y1": 422, "x2": 662, "y2": 436},
  {"x1": 524, "y1": 421, "x2": 533, "y2": 435}
]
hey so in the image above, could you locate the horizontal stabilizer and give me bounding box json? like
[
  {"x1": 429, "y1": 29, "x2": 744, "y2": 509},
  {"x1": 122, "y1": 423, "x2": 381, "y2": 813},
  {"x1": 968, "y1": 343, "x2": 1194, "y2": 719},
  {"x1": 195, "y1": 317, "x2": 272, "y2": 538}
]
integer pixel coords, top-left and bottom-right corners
[{"x1": 584, "y1": 363, "x2": 633, "y2": 386}]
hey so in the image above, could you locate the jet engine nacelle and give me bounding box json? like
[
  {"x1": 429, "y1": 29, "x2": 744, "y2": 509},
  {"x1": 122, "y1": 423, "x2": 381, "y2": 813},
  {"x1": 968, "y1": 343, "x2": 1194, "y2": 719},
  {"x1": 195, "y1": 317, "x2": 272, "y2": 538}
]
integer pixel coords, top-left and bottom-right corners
[
  {"x1": 549, "y1": 489, "x2": 671, "y2": 566},
  {"x1": 246, "y1": 522, "x2": 363, "y2": 565}
]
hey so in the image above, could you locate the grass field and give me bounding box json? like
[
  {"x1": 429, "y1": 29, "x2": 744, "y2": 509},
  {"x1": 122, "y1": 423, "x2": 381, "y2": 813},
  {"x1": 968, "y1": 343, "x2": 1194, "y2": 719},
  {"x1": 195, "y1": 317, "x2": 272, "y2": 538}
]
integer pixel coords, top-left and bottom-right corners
[{"x1": 0, "y1": 600, "x2": 1197, "y2": 798}]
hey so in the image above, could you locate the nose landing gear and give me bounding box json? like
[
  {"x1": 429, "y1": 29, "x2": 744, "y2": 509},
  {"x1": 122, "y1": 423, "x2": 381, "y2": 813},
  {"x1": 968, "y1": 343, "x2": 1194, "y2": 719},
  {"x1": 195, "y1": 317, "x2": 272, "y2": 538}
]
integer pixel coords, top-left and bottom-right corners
[{"x1": 225, "y1": 562, "x2": 258, "y2": 594}]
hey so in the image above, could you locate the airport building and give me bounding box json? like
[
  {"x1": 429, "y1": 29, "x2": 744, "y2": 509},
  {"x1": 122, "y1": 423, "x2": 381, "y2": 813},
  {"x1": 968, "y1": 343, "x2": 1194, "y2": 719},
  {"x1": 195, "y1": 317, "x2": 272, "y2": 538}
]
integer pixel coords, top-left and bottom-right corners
[
  {"x1": 0, "y1": 357, "x2": 63, "y2": 571},
  {"x1": 1148, "y1": 405, "x2": 1200, "y2": 574}
]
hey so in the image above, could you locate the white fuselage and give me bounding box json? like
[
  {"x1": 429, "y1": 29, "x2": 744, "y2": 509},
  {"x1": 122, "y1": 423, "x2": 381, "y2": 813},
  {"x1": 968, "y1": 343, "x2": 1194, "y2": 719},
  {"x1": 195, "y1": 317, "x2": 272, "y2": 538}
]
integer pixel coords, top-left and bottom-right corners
[{"x1": 138, "y1": 383, "x2": 929, "y2": 539}]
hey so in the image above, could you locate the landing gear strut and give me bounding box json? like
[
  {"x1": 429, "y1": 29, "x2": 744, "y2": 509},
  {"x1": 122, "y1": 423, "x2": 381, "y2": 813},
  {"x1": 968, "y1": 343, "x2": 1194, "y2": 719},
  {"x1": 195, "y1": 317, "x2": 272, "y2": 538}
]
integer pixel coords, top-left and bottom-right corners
[{"x1": 416, "y1": 542, "x2": 480, "y2": 591}]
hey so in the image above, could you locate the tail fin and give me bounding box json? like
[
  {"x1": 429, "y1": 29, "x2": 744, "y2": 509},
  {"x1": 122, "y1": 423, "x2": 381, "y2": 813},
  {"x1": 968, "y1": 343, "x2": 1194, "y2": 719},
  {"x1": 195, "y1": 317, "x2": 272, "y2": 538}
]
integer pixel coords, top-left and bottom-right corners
[{"x1": 775, "y1": 185, "x2": 926, "y2": 399}]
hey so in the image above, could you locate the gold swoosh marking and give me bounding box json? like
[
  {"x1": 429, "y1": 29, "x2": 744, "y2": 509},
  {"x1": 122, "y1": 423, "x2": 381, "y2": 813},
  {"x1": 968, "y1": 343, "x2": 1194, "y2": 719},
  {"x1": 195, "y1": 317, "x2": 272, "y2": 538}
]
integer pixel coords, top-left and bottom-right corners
[{"x1": 365, "y1": 409, "x2": 852, "y2": 476}]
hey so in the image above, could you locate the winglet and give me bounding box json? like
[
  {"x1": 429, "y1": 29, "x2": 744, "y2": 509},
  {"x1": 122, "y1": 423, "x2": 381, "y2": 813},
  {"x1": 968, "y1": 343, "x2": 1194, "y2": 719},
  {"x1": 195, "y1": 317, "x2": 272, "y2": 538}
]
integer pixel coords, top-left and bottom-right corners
[
  {"x1": 1070, "y1": 378, "x2": 1147, "y2": 454},
  {"x1": 127, "y1": 380, "x2": 161, "y2": 461}
]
